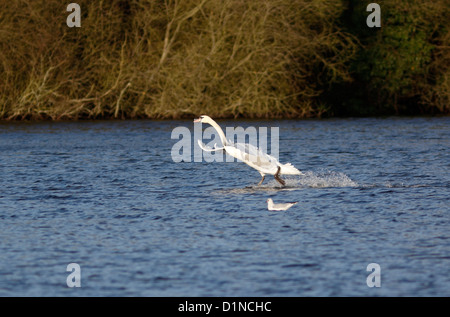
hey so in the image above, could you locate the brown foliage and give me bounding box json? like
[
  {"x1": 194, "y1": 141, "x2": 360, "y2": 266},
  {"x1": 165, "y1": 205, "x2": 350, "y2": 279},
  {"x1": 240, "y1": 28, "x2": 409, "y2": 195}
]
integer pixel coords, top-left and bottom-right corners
[{"x1": 0, "y1": 0, "x2": 357, "y2": 120}]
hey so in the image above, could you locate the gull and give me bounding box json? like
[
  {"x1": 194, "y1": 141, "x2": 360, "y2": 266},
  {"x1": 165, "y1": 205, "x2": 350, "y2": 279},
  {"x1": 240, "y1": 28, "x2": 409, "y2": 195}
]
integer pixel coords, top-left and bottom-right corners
[
  {"x1": 194, "y1": 115, "x2": 303, "y2": 186},
  {"x1": 266, "y1": 198, "x2": 298, "y2": 211}
]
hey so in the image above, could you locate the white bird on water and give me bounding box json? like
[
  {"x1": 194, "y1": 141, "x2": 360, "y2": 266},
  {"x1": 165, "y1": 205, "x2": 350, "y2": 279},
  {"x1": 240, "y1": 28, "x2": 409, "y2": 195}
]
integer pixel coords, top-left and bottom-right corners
[
  {"x1": 266, "y1": 198, "x2": 298, "y2": 211},
  {"x1": 194, "y1": 115, "x2": 303, "y2": 186}
]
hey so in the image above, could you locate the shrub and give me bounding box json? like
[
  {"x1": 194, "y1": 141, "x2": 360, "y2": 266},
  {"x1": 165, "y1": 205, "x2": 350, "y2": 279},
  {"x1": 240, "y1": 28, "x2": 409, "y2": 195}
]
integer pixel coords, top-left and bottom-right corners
[
  {"x1": 346, "y1": 0, "x2": 450, "y2": 115},
  {"x1": 0, "y1": 0, "x2": 357, "y2": 120}
]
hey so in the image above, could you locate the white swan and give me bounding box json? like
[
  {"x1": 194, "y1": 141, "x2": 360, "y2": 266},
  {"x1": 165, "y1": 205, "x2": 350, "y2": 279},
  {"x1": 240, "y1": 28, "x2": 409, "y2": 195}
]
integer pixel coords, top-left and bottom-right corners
[{"x1": 193, "y1": 115, "x2": 304, "y2": 186}]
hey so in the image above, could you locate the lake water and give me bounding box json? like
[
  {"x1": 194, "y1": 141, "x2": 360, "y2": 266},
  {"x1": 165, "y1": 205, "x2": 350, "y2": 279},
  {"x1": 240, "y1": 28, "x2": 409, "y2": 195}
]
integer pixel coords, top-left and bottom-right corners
[{"x1": 0, "y1": 117, "x2": 449, "y2": 296}]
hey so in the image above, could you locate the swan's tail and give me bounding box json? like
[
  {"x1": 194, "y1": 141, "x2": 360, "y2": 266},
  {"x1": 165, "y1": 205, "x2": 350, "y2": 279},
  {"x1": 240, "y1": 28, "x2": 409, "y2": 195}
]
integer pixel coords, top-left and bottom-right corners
[
  {"x1": 280, "y1": 163, "x2": 304, "y2": 175},
  {"x1": 197, "y1": 140, "x2": 225, "y2": 152}
]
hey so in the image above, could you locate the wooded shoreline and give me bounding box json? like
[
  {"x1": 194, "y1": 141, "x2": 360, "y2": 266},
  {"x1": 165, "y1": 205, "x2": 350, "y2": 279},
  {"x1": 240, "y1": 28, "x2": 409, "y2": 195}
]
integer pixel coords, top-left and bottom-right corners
[{"x1": 0, "y1": 0, "x2": 449, "y2": 121}]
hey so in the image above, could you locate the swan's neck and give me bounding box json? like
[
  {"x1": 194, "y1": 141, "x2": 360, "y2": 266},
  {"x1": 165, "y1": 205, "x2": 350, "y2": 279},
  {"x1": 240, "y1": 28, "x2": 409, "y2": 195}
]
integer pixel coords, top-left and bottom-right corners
[{"x1": 207, "y1": 120, "x2": 228, "y2": 146}]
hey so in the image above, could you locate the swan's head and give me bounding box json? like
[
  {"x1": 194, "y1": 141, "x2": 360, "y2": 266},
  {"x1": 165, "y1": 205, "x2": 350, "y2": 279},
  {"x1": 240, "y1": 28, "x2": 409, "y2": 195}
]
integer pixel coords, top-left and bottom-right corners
[
  {"x1": 193, "y1": 115, "x2": 212, "y2": 124},
  {"x1": 266, "y1": 198, "x2": 273, "y2": 204}
]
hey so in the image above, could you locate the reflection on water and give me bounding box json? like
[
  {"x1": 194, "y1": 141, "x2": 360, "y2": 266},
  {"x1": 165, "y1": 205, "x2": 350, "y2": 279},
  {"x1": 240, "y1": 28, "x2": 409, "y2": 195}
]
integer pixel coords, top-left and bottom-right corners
[{"x1": 0, "y1": 117, "x2": 449, "y2": 296}]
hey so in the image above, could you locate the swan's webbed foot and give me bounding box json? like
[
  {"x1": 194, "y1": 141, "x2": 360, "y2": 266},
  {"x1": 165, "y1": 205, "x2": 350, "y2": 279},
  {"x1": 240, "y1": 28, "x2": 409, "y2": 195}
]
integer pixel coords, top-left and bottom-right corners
[
  {"x1": 257, "y1": 175, "x2": 265, "y2": 186},
  {"x1": 274, "y1": 166, "x2": 286, "y2": 186}
]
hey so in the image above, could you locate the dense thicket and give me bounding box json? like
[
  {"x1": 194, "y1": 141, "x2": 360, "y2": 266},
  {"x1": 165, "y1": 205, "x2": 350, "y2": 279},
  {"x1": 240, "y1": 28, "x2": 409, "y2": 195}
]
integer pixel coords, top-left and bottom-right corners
[
  {"x1": 328, "y1": 0, "x2": 450, "y2": 116},
  {"x1": 0, "y1": 0, "x2": 448, "y2": 120}
]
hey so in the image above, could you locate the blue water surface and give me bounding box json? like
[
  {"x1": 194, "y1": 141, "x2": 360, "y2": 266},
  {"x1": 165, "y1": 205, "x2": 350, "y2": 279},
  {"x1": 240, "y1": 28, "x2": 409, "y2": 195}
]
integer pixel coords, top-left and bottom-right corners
[{"x1": 0, "y1": 117, "x2": 449, "y2": 296}]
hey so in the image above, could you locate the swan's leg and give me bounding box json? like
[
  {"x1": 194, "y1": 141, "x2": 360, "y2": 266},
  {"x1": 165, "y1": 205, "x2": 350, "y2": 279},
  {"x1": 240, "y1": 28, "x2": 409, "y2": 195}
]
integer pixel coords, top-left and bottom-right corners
[
  {"x1": 257, "y1": 175, "x2": 265, "y2": 186},
  {"x1": 274, "y1": 166, "x2": 286, "y2": 186}
]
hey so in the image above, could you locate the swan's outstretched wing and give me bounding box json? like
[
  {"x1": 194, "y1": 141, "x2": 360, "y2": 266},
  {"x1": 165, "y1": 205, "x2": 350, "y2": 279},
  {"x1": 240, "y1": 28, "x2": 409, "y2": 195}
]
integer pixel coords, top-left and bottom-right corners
[
  {"x1": 234, "y1": 143, "x2": 303, "y2": 175},
  {"x1": 235, "y1": 143, "x2": 277, "y2": 162},
  {"x1": 229, "y1": 142, "x2": 279, "y2": 172},
  {"x1": 197, "y1": 139, "x2": 224, "y2": 152}
]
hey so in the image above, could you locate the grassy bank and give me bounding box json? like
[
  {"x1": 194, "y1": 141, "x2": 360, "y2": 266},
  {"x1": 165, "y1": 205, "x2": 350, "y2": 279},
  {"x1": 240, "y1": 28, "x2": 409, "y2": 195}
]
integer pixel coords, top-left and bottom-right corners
[{"x1": 0, "y1": 0, "x2": 448, "y2": 120}]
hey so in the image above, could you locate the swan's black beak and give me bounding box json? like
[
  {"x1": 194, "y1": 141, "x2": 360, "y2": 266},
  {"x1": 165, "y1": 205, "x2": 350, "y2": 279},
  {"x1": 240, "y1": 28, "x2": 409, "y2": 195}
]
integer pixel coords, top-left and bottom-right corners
[{"x1": 193, "y1": 117, "x2": 201, "y2": 123}]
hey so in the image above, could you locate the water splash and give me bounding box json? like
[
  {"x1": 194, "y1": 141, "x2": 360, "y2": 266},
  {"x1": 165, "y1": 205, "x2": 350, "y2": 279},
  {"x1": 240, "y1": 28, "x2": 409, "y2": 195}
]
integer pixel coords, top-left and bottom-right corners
[
  {"x1": 288, "y1": 170, "x2": 358, "y2": 188},
  {"x1": 214, "y1": 169, "x2": 358, "y2": 195}
]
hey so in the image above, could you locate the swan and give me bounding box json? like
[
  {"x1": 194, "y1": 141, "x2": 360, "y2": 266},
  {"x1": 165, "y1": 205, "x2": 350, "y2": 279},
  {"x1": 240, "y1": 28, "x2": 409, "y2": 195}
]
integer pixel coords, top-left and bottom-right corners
[{"x1": 193, "y1": 115, "x2": 304, "y2": 186}]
